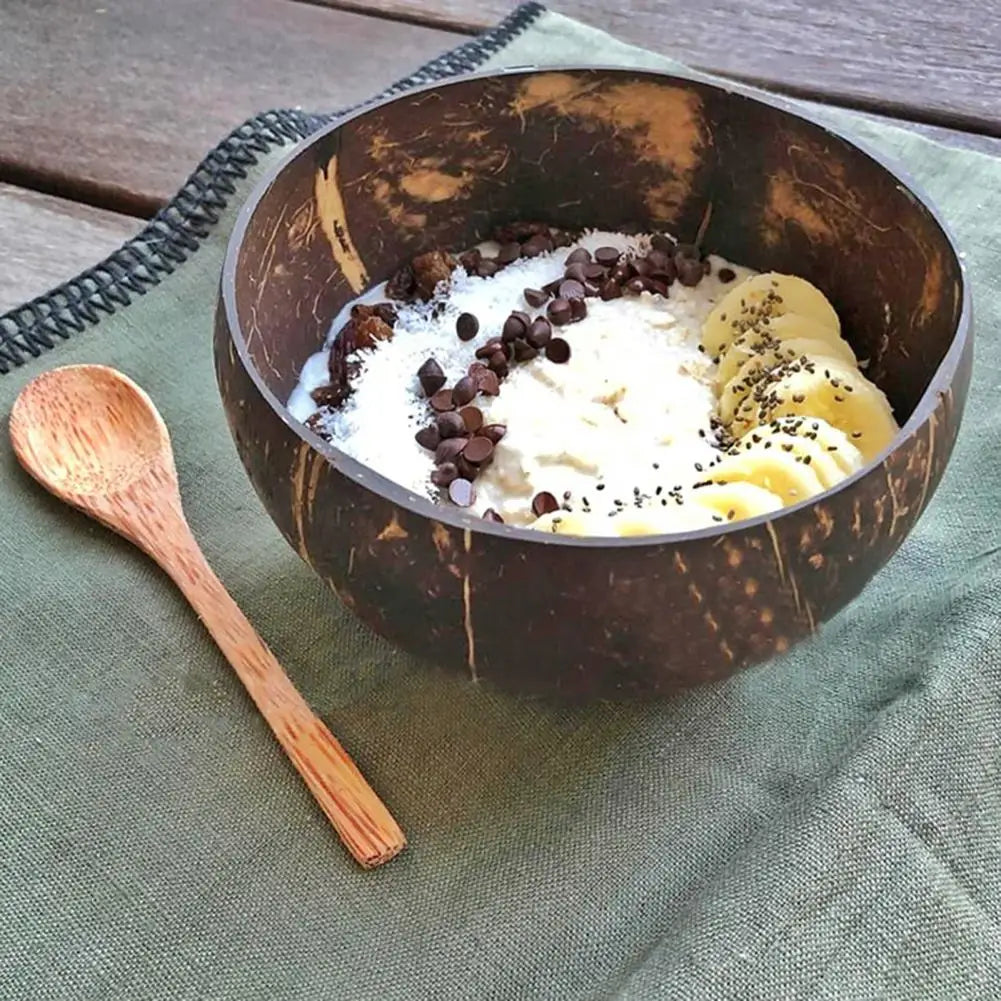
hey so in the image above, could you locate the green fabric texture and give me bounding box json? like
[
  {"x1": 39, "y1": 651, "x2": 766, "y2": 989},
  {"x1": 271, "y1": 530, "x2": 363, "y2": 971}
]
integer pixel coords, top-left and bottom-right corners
[{"x1": 3, "y1": 11, "x2": 1001, "y2": 999}]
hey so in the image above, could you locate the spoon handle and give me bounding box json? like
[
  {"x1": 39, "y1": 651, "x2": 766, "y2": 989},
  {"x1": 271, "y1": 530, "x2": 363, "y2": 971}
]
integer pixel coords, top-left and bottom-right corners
[{"x1": 147, "y1": 510, "x2": 406, "y2": 869}]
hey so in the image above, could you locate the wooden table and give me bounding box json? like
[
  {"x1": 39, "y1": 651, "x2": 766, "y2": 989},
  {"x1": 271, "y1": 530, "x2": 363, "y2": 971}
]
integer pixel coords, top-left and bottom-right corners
[{"x1": 2, "y1": 0, "x2": 999, "y2": 315}]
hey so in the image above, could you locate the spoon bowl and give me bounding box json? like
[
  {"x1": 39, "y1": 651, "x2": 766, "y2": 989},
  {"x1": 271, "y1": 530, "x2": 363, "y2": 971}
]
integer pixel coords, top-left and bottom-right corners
[{"x1": 12, "y1": 365, "x2": 169, "y2": 501}]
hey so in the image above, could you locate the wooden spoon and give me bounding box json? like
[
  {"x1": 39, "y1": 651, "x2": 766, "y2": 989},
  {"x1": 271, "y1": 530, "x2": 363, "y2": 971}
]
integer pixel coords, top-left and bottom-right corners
[{"x1": 9, "y1": 364, "x2": 406, "y2": 869}]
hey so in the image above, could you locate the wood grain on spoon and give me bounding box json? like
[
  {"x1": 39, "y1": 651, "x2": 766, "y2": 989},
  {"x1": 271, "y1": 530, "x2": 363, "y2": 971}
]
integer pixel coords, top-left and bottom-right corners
[{"x1": 9, "y1": 364, "x2": 406, "y2": 869}]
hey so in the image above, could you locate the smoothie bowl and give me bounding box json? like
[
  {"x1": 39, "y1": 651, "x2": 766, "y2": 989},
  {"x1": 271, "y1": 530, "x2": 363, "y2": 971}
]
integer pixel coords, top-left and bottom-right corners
[{"x1": 214, "y1": 67, "x2": 970, "y2": 699}]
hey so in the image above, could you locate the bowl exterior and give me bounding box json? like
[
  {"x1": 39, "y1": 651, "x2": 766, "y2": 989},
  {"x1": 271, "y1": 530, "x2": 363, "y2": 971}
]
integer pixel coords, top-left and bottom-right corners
[
  {"x1": 215, "y1": 303, "x2": 970, "y2": 698},
  {"x1": 215, "y1": 68, "x2": 971, "y2": 698}
]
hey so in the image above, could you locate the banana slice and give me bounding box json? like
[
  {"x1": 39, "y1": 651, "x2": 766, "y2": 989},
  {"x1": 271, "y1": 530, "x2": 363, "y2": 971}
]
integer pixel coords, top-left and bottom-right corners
[
  {"x1": 729, "y1": 358, "x2": 898, "y2": 461},
  {"x1": 740, "y1": 415, "x2": 865, "y2": 477},
  {"x1": 732, "y1": 435, "x2": 843, "y2": 490},
  {"x1": 718, "y1": 339, "x2": 852, "y2": 425},
  {"x1": 688, "y1": 481, "x2": 783, "y2": 522},
  {"x1": 702, "y1": 273, "x2": 840, "y2": 358},
  {"x1": 718, "y1": 355, "x2": 770, "y2": 426},
  {"x1": 531, "y1": 504, "x2": 719, "y2": 537},
  {"x1": 754, "y1": 312, "x2": 852, "y2": 351},
  {"x1": 708, "y1": 449, "x2": 826, "y2": 504},
  {"x1": 530, "y1": 511, "x2": 593, "y2": 536},
  {"x1": 612, "y1": 502, "x2": 720, "y2": 536},
  {"x1": 716, "y1": 325, "x2": 857, "y2": 389}
]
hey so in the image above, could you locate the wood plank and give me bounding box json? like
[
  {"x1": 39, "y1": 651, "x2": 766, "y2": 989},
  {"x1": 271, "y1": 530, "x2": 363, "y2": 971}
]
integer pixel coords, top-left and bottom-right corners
[
  {"x1": 0, "y1": 184, "x2": 140, "y2": 315},
  {"x1": 313, "y1": 0, "x2": 1001, "y2": 135},
  {"x1": 2, "y1": 111, "x2": 997, "y2": 322},
  {"x1": 0, "y1": 0, "x2": 463, "y2": 215},
  {"x1": 855, "y1": 112, "x2": 1001, "y2": 159}
]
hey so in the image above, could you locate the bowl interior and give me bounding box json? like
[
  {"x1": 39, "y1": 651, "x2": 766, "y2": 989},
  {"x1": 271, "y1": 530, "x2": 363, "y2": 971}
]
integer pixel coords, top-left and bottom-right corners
[{"x1": 230, "y1": 67, "x2": 963, "y2": 443}]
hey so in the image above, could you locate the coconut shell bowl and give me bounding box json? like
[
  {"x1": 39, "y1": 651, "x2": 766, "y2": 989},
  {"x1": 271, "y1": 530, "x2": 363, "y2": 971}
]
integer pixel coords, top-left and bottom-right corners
[{"x1": 214, "y1": 67, "x2": 970, "y2": 700}]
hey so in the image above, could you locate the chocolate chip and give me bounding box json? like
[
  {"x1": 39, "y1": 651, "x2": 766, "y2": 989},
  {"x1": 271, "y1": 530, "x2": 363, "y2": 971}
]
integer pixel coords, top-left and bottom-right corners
[
  {"x1": 647, "y1": 279, "x2": 671, "y2": 297},
  {"x1": 459, "y1": 406, "x2": 483, "y2": 433},
  {"x1": 650, "y1": 233, "x2": 675, "y2": 253},
  {"x1": 415, "y1": 425, "x2": 440, "y2": 451},
  {"x1": 435, "y1": 438, "x2": 466, "y2": 464},
  {"x1": 532, "y1": 491, "x2": 559, "y2": 516},
  {"x1": 569, "y1": 298, "x2": 587, "y2": 322},
  {"x1": 482, "y1": 424, "x2": 507, "y2": 444},
  {"x1": 455, "y1": 456, "x2": 479, "y2": 480},
  {"x1": 626, "y1": 277, "x2": 646, "y2": 294},
  {"x1": 644, "y1": 249, "x2": 668, "y2": 272},
  {"x1": 600, "y1": 280, "x2": 623, "y2": 301},
  {"x1": 431, "y1": 462, "x2": 458, "y2": 487},
  {"x1": 456, "y1": 312, "x2": 479, "y2": 341},
  {"x1": 594, "y1": 246, "x2": 621, "y2": 266},
  {"x1": 582, "y1": 281, "x2": 602, "y2": 297},
  {"x1": 430, "y1": 388, "x2": 455, "y2": 412},
  {"x1": 548, "y1": 298, "x2": 572, "y2": 325},
  {"x1": 475, "y1": 369, "x2": 501, "y2": 396},
  {"x1": 610, "y1": 263, "x2": 630, "y2": 284},
  {"x1": 496, "y1": 242, "x2": 522, "y2": 264},
  {"x1": 502, "y1": 312, "x2": 529, "y2": 342},
  {"x1": 462, "y1": 436, "x2": 494, "y2": 464},
  {"x1": 646, "y1": 249, "x2": 672, "y2": 273},
  {"x1": 488, "y1": 351, "x2": 509, "y2": 377},
  {"x1": 452, "y1": 376, "x2": 477, "y2": 406},
  {"x1": 417, "y1": 358, "x2": 446, "y2": 397},
  {"x1": 513, "y1": 339, "x2": 539, "y2": 361},
  {"x1": 527, "y1": 317, "x2": 552, "y2": 348},
  {"x1": 565, "y1": 247, "x2": 591, "y2": 265},
  {"x1": 677, "y1": 257, "x2": 704, "y2": 287},
  {"x1": 559, "y1": 279, "x2": 585, "y2": 300},
  {"x1": 524, "y1": 287, "x2": 548, "y2": 308},
  {"x1": 476, "y1": 259, "x2": 499, "y2": 278},
  {"x1": 631, "y1": 257, "x2": 651, "y2": 278},
  {"x1": 564, "y1": 261, "x2": 588, "y2": 283},
  {"x1": 483, "y1": 508, "x2": 504, "y2": 523},
  {"x1": 476, "y1": 338, "x2": 504, "y2": 360},
  {"x1": 583, "y1": 262, "x2": 607, "y2": 281},
  {"x1": 545, "y1": 338, "x2": 571, "y2": 363},
  {"x1": 674, "y1": 242, "x2": 698, "y2": 261},
  {"x1": 543, "y1": 278, "x2": 563, "y2": 296},
  {"x1": 718, "y1": 267, "x2": 737, "y2": 283},
  {"x1": 650, "y1": 259, "x2": 677, "y2": 283},
  {"x1": 448, "y1": 478, "x2": 476, "y2": 507},
  {"x1": 467, "y1": 361, "x2": 488, "y2": 377},
  {"x1": 436, "y1": 411, "x2": 466, "y2": 439},
  {"x1": 522, "y1": 234, "x2": 552, "y2": 258}
]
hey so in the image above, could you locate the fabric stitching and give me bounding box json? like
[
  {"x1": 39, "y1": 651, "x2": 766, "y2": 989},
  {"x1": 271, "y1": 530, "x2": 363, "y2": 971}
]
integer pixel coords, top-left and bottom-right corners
[{"x1": 0, "y1": 1, "x2": 546, "y2": 375}]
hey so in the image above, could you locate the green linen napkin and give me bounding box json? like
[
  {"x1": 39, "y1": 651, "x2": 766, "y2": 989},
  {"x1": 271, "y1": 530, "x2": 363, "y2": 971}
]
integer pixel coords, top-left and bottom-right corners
[{"x1": 3, "y1": 7, "x2": 1001, "y2": 998}]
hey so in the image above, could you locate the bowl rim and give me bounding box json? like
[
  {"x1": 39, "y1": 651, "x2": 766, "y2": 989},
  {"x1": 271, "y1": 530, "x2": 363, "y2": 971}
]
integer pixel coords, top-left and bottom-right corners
[{"x1": 220, "y1": 63, "x2": 972, "y2": 549}]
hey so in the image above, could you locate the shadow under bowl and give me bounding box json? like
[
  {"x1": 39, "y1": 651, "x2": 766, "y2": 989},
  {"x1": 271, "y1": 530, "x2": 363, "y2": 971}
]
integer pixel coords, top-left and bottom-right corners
[{"x1": 215, "y1": 66, "x2": 971, "y2": 699}]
